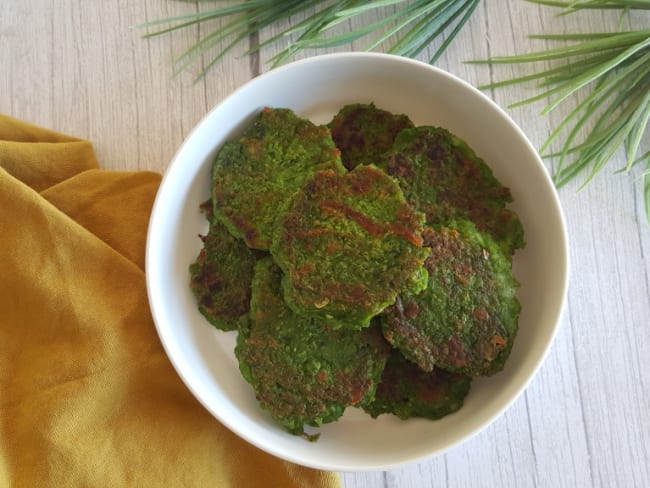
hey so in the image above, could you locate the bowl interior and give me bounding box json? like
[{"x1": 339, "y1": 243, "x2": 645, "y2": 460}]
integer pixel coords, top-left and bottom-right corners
[{"x1": 146, "y1": 53, "x2": 569, "y2": 471}]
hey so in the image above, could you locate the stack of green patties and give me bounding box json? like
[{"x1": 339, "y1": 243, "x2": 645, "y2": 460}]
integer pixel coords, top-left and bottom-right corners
[{"x1": 190, "y1": 104, "x2": 524, "y2": 439}]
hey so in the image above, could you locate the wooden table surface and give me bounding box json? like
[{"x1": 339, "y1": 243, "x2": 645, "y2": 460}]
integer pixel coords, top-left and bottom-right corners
[{"x1": 2, "y1": 1, "x2": 649, "y2": 487}]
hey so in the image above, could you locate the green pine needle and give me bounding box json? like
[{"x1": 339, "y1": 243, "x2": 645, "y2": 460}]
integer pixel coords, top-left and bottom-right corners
[
  {"x1": 139, "y1": 0, "x2": 478, "y2": 77},
  {"x1": 474, "y1": 0, "x2": 650, "y2": 221},
  {"x1": 527, "y1": 0, "x2": 650, "y2": 10}
]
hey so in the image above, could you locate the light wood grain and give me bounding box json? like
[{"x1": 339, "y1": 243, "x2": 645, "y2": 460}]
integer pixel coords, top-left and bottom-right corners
[{"x1": 2, "y1": 2, "x2": 649, "y2": 487}]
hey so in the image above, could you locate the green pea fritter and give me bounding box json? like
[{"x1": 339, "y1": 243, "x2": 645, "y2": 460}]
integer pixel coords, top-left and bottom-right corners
[
  {"x1": 271, "y1": 165, "x2": 429, "y2": 329},
  {"x1": 328, "y1": 103, "x2": 414, "y2": 170},
  {"x1": 236, "y1": 257, "x2": 390, "y2": 439},
  {"x1": 363, "y1": 349, "x2": 471, "y2": 420},
  {"x1": 211, "y1": 107, "x2": 346, "y2": 250},
  {"x1": 381, "y1": 126, "x2": 525, "y2": 256},
  {"x1": 189, "y1": 200, "x2": 256, "y2": 331},
  {"x1": 381, "y1": 220, "x2": 521, "y2": 376}
]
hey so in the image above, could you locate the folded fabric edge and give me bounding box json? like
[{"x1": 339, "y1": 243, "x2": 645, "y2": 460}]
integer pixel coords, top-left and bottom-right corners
[
  {"x1": 0, "y1": 113, "x2": 87, "y2": 143},
  {"x1": 40, "y1": 168, "x2": 162, "y2": 271},
  {"x1": 0, "y1": 167, "x2": 145, "y2": 279}
]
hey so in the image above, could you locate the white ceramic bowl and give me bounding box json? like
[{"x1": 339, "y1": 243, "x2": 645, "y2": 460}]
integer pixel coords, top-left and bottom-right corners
[{"x1": 146, "y1": 52, "x2": 569, "y2": 471}]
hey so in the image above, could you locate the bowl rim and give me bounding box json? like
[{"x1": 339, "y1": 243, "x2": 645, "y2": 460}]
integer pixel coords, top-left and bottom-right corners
[{"x1": 146, "y1": 51, "x2": 570, "y2": 471}]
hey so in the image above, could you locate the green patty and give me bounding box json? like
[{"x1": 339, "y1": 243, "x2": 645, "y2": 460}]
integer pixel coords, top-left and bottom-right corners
[
  {"x1": 328, "y1": 103, "x2": 414, "y2": 170},
  {"x1": 189, "y1": 200, "x2": 256, "y2": 331},
  {"x1": 236, "y1": 257, "x2": 390, "y2": 438},
  {"x1": 381, "y1": 126, "x2": 525, "y2": 256},
  {"x1": 271, "y1": 165, "x2": 429, "y2": 329},
  {"x1": 211, "y1": 107, "x2": 345, "y2": 250},
  {"x1": 362, "y1": 349, "x2": 471, "y2": 420},
  {"x1": 381, "y1": 220, "x2": 521, "y2": 376}
]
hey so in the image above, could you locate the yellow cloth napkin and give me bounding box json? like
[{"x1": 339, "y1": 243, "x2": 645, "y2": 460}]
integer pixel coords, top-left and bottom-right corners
[{"x1": 0, "y1": 114, "x2": 341, "y2": 488}]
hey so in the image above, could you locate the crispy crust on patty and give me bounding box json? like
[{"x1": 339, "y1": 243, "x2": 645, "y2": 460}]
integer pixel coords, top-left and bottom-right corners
[
  {"x1": 189, "y1": 200, "x2": 256, "y2": 331},
  {"x1": 328, "y1": 103, "x2": 414, "y2": 170},
  {"x1": 382, "y1": 126, "x2": 525, "y2": 256},
  {"x1": 271, "y1": 165, "x2": 428, "y2": 329},
  {"x1": 362, "y1": 348, "x2": 471, "y2": 420},
  {"x1": 236, "y1": 258, "x2": 390, "y2": 438},
  {"x1": 381, "y1": 220, "x2": 521, "y2": 376},
  {"x1": 211, "y1": 107, "x2": 345, "y2": 250}
]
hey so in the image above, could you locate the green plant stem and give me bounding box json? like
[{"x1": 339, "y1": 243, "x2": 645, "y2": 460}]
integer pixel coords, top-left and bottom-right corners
[
  {"x1": 140, "y1": 0, "x2": 479, "y2": 76},
  {"x1": 474, "y1": 0, "x2": 650, "y2": 220}
]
